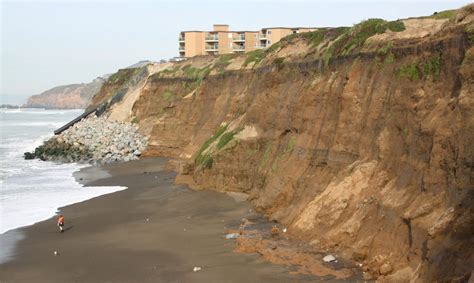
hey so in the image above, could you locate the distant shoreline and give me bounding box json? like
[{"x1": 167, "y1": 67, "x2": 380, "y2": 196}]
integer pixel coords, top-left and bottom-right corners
[{"x1": 0, "y1": 104, "x2": 21, "y2": 109}]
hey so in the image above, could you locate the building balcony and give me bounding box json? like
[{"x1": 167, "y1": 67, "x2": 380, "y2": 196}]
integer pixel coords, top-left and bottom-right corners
[
  {"x1": 233, "y1": 35, "x2": 245, "y2": 42},
  {"x1": 205, "y1": 45, "x2": 219, "y2": 51},
  {"x1": 205, "y1": 35, "x2": 219, "y2": 41},
  {"x1": 179, "y1": 46, "x2": 185, "y2": 51},
  {"x1": 179, "y1": 36, "x2": 185, "y2": 42}
]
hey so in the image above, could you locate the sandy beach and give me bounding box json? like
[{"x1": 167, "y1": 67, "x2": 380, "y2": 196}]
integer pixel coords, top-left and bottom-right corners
[{"x1": 0, "y1": 158, "x2": 328, "y2": 282}]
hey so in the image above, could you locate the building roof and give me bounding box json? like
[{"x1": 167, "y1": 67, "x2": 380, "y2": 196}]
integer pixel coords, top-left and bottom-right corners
[
  {"x1": 180, "y1": 30, "x2": 259, "y2": 33},
  {"x1": 261, "y1": 27, "x2": 319, "y2": 30}
]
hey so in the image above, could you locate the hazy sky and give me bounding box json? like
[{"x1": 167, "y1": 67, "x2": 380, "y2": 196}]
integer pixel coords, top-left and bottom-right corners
[{"x1": 1, "y1": 0, "x2": 471, "y2": 104}]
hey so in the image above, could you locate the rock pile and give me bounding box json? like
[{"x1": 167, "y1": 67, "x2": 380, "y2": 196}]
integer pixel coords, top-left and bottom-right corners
[{"x1": 25, "y1": 114, "x2": 148, "y2": 163}]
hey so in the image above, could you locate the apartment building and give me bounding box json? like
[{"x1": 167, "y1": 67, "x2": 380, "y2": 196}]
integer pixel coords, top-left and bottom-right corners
[{"x1": 179, "y1": 24, "x2": 316, "y2": 57}]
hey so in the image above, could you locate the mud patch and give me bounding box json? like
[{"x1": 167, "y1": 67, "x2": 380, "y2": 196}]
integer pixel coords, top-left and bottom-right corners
[{"x1": 227, "y1": 220, "x2": 362, "y2": 280}]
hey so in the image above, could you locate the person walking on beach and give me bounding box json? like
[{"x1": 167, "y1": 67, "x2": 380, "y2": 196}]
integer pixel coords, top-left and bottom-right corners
[{"x1": 57, "y1": 215, "x2": 65, "y2": 233}]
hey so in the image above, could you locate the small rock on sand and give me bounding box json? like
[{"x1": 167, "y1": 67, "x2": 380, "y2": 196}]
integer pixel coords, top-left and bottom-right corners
[
  {"x1": 225, "y1": 233, "x2": 239, "y2": 239},
  {"x1": 323, "y1": 255, "x2": 336, "y2": 262},
  {"x1": 193, "y1": 267, "x2": 201, "y2": 272}
]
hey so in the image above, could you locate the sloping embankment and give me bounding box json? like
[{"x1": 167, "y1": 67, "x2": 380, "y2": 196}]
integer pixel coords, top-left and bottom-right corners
[{"x1": 90, "y1": 6, "x2": 474, "y2": 282}]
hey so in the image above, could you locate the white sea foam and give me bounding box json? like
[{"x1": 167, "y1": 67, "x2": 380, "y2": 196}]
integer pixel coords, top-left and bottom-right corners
[{"x1": 0, "y1": 109, "x2": 126, "y2": 235}]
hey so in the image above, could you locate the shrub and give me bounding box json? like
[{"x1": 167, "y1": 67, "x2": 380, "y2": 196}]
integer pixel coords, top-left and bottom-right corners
[
  {"x1": 303, "y1": 29, "x2": 327, "y2": 47},
  {"x1": 243, "y1": 49, "x2": 265, "y2": 67},
  {"x1": 429, "y1": 10, "x2": 456, "y2": 20},
  {"x1": 195, "y1": 125, "x2": 228, "y2": 165},
  {"x1": 214, "y1": 54, "x2": 235, "y2": 72},
  {"x1": 422, "y1": 56, "x2": 441, "y2": 80},
  {"x1": 200, "y1": 154, "x2": 213, "y2": 169},
  {"x1": 216, "y1": 127, "x2": 242, "y2": 150},
  {"x1": 386, "y1": 20, "x2": 406, "y2": 32},
  {"x1": 397, "y1": 63, "x2": 420, "y2": 80},
  {"x1": 384, "y1": 52, "x2": 395, "y2": 64},
  {"x1": 181, "y1": 64, "x2": 212, "y2": 87}
]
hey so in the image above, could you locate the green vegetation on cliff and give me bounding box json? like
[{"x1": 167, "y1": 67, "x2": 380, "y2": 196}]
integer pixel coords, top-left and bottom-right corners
[
  {"x1": 243, "y1": 49, "x2": 266, "y2": 67},
  {"x1": 217, "y1": 127, "x2": 243, "y2": 150},
  {"x1": 397, "y1": 55, "x2": 441, "y2": 81},
  {"x1": 195, "y1": 125, "x2": 228, "y2": 169},
  {"x1": 323, "y1": 18, "x2": 406, "y2": 65}
]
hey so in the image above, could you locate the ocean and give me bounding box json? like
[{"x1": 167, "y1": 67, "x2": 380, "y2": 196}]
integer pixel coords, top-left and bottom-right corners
[{"x1": 0, "y1": 108, "x2": 126, "y2": 234}]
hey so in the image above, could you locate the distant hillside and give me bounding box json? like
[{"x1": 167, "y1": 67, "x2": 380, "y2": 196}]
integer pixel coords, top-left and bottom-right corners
[{"x1": 24, "y1": 77, "x2": 105, "y2": 109}]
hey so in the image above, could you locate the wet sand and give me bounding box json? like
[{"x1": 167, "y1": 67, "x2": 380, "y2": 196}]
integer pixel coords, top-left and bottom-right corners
[{"x1": 0, "y1": 158, "x2": 322, "y2": 282}]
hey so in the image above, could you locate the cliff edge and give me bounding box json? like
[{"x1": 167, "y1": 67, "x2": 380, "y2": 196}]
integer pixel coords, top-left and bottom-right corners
[{"x1": 44, "y1": 4, "x2": 474, "y2": 282}]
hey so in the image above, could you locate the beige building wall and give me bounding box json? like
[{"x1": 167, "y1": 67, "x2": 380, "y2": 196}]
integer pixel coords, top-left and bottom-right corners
[
  {"x1": 179, "y1": 25, "x2": 317, "y2": 57},
  {"x1": 183, "y1": 32, "x2": 205, "y2": 57},
  {"x1": 244, "y1": 32, "x2": 259, "y2": 52},
  {"x1": 264, "y1": 29, "x2": 292, "y2": 46},
  {"x1": 218, "y1": 32, "x2": 232, "y2": 54}
]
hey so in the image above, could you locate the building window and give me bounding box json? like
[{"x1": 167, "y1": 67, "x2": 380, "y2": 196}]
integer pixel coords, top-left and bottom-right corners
[
  {"x1": 267, "y1": 30, "x2": 272, "y2": 35},
  {"x1": 268, "y1": 40, "x2": 272, "y2": 44}
]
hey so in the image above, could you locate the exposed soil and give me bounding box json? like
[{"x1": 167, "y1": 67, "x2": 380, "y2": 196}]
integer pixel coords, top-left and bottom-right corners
[{"x1": 86, "y1": 5, "x2": 474, "y2": 282}]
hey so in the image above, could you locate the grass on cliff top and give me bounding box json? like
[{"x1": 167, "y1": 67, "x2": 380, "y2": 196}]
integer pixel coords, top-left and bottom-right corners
[
  {"x1": 101, "y1": 67, "x2": 144, "y2": 104},
  {"x1": 182, "y1": 64, "x2": 212, "y2": 83},
  {"x1": 242, "y1": 40, "x2": 285, "y2": 68},
  {"x1": 243, "y1": 49, "x2": 266, "y2": 67},
  {"x1": 107, "y1": 68, "x2": 142, "y2": 86},
  {"x1": 426, "y1": 9, "x2": 456, "y2": 20},
  {"x1": 322, "y1": 18, "x2": 406, "y2": 65},
  {"x1": 214, "y1": 54, "x2": 236, "y2": 73}
]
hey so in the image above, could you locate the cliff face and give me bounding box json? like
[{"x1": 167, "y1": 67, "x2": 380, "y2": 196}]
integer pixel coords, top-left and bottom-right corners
[
  {"x1": 25, "y1": 77, "x2": 105, "y2": 109},
  {"x1": 92, "y1": 6, "x2": 474, "y2": 282}
]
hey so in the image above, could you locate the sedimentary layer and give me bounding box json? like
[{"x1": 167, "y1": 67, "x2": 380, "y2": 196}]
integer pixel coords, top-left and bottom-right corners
[{"x1": 52, "y1": 5, "x2": 474, "y2": 282}]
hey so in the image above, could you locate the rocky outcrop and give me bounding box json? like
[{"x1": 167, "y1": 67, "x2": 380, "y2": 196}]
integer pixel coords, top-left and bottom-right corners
[
  {"x1": 25, "y1": 115, "x2": 148, "y2": 163},
  {"x1": 25, "y1": 77, "x2": 105, "y2": 109},
  {"x1": 58, "y1": 5, "x2": 474, "y2": 282}
]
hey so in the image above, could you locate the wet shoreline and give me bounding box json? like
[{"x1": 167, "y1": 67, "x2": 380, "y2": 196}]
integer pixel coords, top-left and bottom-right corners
[{"x1": 0, "y1": 158, "x2": 329, "y2": 282}]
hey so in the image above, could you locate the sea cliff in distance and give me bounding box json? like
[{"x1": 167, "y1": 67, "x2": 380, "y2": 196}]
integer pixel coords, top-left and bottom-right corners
[
  {"x1": 0, "y1": 104, "x2": 21, "y2": 109},
  {"x1": 23, "y1": 61, "x2": 153, "y2": 110},
  {"x1": 23, "y1": 77, "x2": 106, "y2": 109}
]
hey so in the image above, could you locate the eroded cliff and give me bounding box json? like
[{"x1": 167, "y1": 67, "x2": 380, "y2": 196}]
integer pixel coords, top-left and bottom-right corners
[
  {"x1": 88, "y1": 5, "x2": 474, "y2": 282},
  {"x1": 25, "y1": 77, "x2": 105, "y2": 109}
]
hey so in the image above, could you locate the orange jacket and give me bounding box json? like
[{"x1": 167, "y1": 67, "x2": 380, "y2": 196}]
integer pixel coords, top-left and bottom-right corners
[{"x1": 57, "y1": 216, "x2": 65, "y2": 225}]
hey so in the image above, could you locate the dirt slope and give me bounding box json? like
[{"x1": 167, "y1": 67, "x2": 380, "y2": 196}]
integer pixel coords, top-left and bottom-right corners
[{"x1": 91, "y1": 5, "x2": 474, "y2": 282}]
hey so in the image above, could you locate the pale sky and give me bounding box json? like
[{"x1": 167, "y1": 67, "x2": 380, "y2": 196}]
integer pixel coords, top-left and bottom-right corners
[{"x1": 1, "y1": 0, "x2": 471, "y2": 104}]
